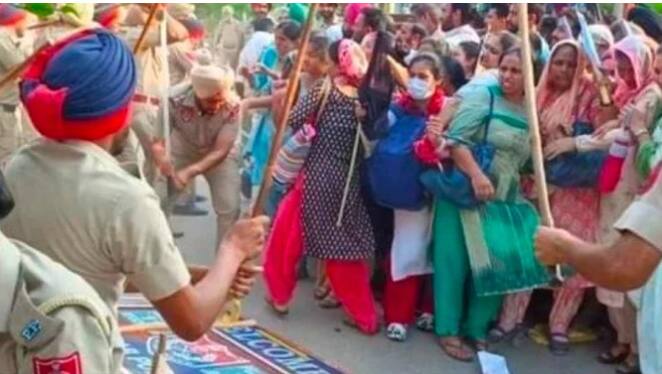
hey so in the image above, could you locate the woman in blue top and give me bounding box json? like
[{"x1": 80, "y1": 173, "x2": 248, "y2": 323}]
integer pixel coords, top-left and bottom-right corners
[{"x1": 244, "y1": 21, "x2": 301, "y2": 192}]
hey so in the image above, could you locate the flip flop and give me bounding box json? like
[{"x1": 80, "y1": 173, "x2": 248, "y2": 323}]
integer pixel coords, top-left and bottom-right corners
[
  {"x1": 313, "y1": 284, "x2": 331, "y2": 300},
  {"x1": 488, "y1": 324, "x2": 526, "y2": 344},
  {"x1": 264, "y1": 297, "x2": 289, "y2": 316},
  {"x1": 342, "y1": 317, "x2": 379, "y2": 335},
  {"x1": 439, "y1": 337, "x2": 475, "y2": 362},
  {"x1": 318, "y1": 292, "x2": 341, "y2": 309}
]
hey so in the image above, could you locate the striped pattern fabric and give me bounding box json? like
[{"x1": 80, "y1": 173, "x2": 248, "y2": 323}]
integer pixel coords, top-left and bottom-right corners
[{"x1": 273, "y1": 123, "x2": 316, "y2": 185}]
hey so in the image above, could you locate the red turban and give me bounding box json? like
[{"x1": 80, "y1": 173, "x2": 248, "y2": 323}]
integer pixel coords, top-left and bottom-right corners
[
  {"x1": 344, "y1": 3, "x2": 373, "y2": 27},
  {"x1": 0, "y1": 4, "x2": 26, "y2": 27}
]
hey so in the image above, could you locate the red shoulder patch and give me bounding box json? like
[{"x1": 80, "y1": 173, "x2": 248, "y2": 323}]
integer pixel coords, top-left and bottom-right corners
[
  {"x1": 178, "y1": 106, "x2": 195, "y2": 123},
  {"x1": 33, "y1": 352, "x2": 82, "y2": 374}
]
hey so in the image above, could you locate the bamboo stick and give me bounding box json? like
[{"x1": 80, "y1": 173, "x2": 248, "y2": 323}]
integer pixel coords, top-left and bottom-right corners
[
  {"x1": 250, "y1": 3, "x2": 319, "y2": 217},
  {"x1": 517, "y1": 5, "x2": 563, "y2": 281},
  {"x1": 133, "y1": 4, "x2": 159, "y2": 54}
]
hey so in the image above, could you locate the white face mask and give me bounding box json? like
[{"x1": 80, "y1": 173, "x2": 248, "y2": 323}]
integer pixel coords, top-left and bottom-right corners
[{"x1": 407, "y1": 77, "x2": 433, "y2": 100}]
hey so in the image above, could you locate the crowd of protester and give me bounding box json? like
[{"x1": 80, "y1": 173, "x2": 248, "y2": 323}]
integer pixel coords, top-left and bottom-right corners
[{"x1": 2, "y1": 3, "x2": 662, "y2": 373}]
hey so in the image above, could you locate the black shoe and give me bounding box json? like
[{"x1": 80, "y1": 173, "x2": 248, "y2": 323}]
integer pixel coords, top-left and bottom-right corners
[
  {"x1": 173, "y1": 203, "x2": 208, "y2": 216},
  {"x1": 173, "y1": 231, "x2": 184, "y2": 239},
  {"x1": 194, "y1": 194, "x2": 207, "y2": 203}
]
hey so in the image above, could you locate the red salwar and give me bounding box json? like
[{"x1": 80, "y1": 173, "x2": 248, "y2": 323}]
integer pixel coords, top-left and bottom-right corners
[
  {"x1": 383, "y1": 258, "x2": 434, "y2": 325},
  {"x1": 263, "y1": 175, "x2": 378, "y2": 333}
]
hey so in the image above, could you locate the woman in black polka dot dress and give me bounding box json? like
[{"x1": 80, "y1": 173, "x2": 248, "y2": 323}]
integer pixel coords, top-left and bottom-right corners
[{"x1": 263, "y1": 39, "x2": 379, "y2": 334}]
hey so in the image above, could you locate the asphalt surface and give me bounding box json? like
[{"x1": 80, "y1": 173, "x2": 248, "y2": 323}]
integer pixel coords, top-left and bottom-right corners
[{"x1": 171, "y1": 180, "x2": 608, "y2": 374}]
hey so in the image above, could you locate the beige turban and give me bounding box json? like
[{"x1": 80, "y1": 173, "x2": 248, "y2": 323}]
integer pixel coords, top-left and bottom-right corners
[
  {"x1": 167, "y1": 3, "x2": 196, "y2": 21},
  {"x1": 191, "y1": 65, "x2": 235, "y2": 99}
]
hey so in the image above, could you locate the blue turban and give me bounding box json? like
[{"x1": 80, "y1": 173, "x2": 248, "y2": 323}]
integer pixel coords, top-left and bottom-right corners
[{"x1": 20, "y1": 28, "x2": 137, "y2": 140}]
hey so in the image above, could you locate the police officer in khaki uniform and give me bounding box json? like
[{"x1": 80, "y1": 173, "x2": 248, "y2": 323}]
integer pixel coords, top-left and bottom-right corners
[
  {"x1": 0, "y1": 233, "x2": 124, "y2": 374},
  {"x1": 0, "y1": 171, "x2": 123, "y2": 373},
  {"x1": 213, "y1": 6, "x2": 245, "y2": 70},
  {"x1": 166, "y1": 4, "x2": 198, "y2": 86},
  {"x1": 2, "y1": 28, "x2": 267, "y2": 343},
  {"x1": 156, "y1": 64, "x2": 241, "y2": 245},
  {"x1": 119, "y1": 4, "x2": 189, "y2": 186},
  {"x1": 0, "y1": 5, "x2": 34, "y2": 167}
]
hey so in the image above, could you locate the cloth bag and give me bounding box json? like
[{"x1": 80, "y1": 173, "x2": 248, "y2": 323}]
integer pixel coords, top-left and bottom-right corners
[
  {"x1": 545, "y1": 122, "x2": 607, "y2": 187},
  {"x1": 419, "y1": 88, "x2": 495, "y2": 209},
  {"x1": 272, "y1": 79, "x2": 331, "y2": 186}
]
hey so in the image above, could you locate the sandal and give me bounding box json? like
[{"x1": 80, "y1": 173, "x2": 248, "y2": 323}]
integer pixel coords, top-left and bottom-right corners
[
  {"x1": 318, "y1": 291, "x2": 341, "y2": 309},
  {"x1": 616, "y1": 355, "x2": 641, "y2": 374},
  {"x1": 264, "y1": 297, "x2": 289, "y2": 316},
  {"x1": 488, "y1": 324, "x2": 526, "y2": 344},
  {"x1": 343, "y1": 316, "x2": 379, "y2": 335},
  {"x1": 386, "y1": 323, "x2": 408, "y2": 342},
  {"x1": 598, "y1": 344, "x2": 630, "y2": 365},
  {"x1": 473, "y1": 339, "x2": 488, "y2": 352},
  {"x1": 313, "y1": 283, "x2": 331, "y2": 300},
  {"x1": 439, "y1": 337, "x2": 475, "y2": 362},
  {"x1": 415, "y1": 313, "x2": 434, "y2": 332},
  {"x1": 549, "y1": 333, "x2": 570, "y2": 356}
]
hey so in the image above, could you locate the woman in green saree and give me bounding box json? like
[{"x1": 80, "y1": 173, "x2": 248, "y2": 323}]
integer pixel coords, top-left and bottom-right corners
[{"x1": 434, "y1": 47, "x2": 549, "y2": 361}]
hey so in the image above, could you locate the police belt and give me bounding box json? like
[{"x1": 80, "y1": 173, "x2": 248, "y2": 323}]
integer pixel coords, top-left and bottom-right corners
[{"x1": 132, "y1": 94, "x2": 160, "y2": 107}]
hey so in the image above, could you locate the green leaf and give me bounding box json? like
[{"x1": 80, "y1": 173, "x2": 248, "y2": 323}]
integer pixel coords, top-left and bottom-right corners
[
  {"x1": 60, "y1": 4, "x2": 81, "y2": 18},
  {"x1": 19, "y1": 3, "x2": 56, "y2": 18}
]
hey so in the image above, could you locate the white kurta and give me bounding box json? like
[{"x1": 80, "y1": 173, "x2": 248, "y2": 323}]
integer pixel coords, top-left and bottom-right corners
[{"x1": 390, "y1": 207, "x2": 433, "y2": 282}]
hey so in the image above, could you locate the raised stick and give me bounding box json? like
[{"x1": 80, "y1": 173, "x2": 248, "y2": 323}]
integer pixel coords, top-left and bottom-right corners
[
  {"x1": 517, "y1": 4, "x2": 563, "y2": 280},
  {"x1": 250, "y1": 3, "x2": 319, "y2": 217},
  {"x1": 133, "y1": 4, "x2": 159, "y2": 54}
]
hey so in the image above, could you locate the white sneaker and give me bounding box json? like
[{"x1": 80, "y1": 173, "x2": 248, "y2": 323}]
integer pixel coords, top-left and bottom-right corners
[{"x1": 386, "y1": 323, "x2": 408, "y2": 342}]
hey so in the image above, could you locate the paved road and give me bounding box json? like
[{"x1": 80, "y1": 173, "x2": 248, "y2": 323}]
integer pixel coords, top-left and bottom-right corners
[{"x1": 171, "y1": 181, "x2": 607, "y2": 374}]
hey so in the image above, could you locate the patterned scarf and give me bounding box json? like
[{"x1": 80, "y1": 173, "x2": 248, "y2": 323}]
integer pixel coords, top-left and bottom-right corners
[
  {"x1": 536, "y1": 40, "x2": 596, "y2": 139},
  {"x1": 334, "y1": 39, "x2": 368, "y2": 88},
  {"x1": 613, "y1": 35, "x2": 653, "y2": 109}
]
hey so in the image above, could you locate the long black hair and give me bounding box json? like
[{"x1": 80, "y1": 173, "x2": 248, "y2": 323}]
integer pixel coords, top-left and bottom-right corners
[
  {"x1": 440, "y1": 56, "x2": 468, "y2": 91},
  {"x1": 358, "y1": 30, "x2": 396, "y2": 140}
]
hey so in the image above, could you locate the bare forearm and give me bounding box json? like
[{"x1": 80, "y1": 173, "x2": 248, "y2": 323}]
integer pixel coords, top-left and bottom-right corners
[
  {"x1": 451, "y1": 146, "x2": 484, "y2": 178},
  {"x1": 184, "y1": 149, "x2": 230, "y2": 178},
  {"x1": 189, "y1": 246, "x2": 244, "y2": 328},
  {"x1": 561, "y1": 233, "x2": 661, "y2": 291},
  {"x1": 154, "y1": 247, "x2": 243, "y2": 341},
  {"x1": 243, "y1": 96, "x2": 273, "y2": 110}
]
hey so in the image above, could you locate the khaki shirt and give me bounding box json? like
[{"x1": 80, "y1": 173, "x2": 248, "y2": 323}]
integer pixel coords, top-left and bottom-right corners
[
  {"x1": 0, "y1": 29, "x2": 32, "y2": 105},
  {"x1": 614, "y1": 168, "x2": 662, "y2": 252},
  {"x1": 214, "y1": 18, "x2": 244, "y2": 51},
  {"x1": 1, "y1": 139, "x2": 191, "y2": 314},
  {"x1": 0, "y1": 232, "x2": 123, "y2": 374},
  {"x1": 170, "y1": 87, "x2": 241, "y2": 158},
  {"x1": 169, "y1": 40, "x2": 195, "y2": 85},
  {"x1": 122, "y1": 25, "x2": 165, "y2": 97}
]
